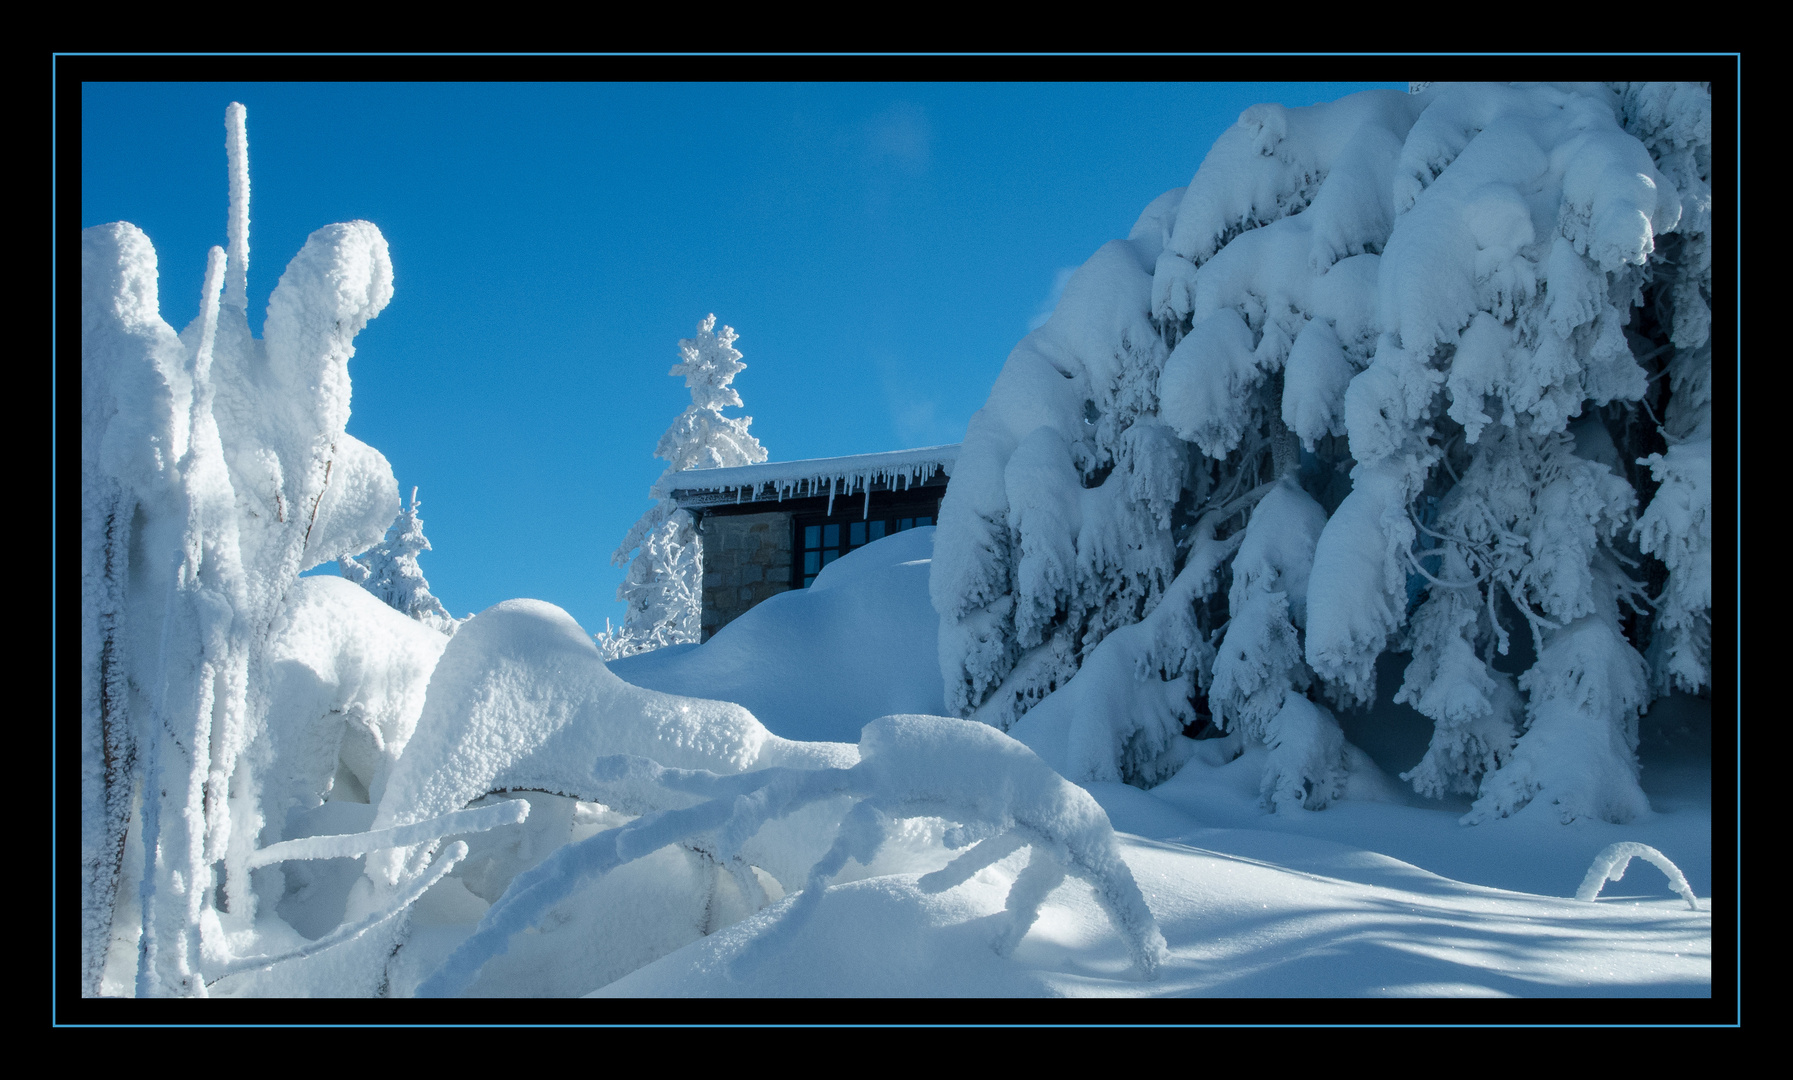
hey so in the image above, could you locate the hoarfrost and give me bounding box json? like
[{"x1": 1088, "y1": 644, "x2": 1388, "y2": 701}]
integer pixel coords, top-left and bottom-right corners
[{"x1": 934, "y1": 80, "x2": 1713, "y2": 823}]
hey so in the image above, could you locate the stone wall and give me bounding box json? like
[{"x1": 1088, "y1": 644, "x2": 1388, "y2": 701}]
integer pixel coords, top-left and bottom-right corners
[{"x1": 697, "y1": 510, "x2": 794, "y2": 641}]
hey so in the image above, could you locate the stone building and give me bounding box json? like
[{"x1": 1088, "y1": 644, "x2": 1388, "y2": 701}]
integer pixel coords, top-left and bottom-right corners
[{"x1": 668, "y1": 444, "x2": 958, "y2": 641}]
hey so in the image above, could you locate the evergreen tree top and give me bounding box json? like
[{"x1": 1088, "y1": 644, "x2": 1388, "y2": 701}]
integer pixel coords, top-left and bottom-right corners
[{"x1": 671, "y1": 313, "x2": 748, "y2": 411}]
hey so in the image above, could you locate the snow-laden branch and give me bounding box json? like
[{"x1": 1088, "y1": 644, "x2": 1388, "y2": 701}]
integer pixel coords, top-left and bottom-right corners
[
  {"x1": 1574, "y1": 841, "x2": 1701, "y2": 911},
  {"x1": 210, "y1": 841, "x2": 470, "y2": 982},
  {"x1": 245, "y1": 798, "x2": 528, "y2": 867},
  {"x1": 224, "y1": 102, "x2": 250, "y2": 310},
  {"x1": 416, "y1": 715, "x2": 1167, "y2": 997}
]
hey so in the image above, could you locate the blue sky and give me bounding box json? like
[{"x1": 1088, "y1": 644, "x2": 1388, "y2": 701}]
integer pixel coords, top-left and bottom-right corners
[{"x1": 81, "y1": 80, "x2": 1406, "y2": 634}]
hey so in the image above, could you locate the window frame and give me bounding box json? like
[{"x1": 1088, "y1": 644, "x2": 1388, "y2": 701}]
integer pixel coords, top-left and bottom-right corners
[{"x1": 792, "y1": 497, "x2": 941, "y2": 589}]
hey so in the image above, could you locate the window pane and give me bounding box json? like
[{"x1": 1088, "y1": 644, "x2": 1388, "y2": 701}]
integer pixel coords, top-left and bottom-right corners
[
  {"x1": 804, "y1": 574, "x2": 816, "y2": 587},
  {"x1": 916, "y1": 516, "x2": 932, "y2": 528},
  {"x1": 823, "y1": 523, "x2": 840, "y2": 547},
  {"x1": 804, "y1": 550, "x2": 820, "y2": 574},
  {"x1": 821, "y1": 549, "x2": 839, "y2": 566},
  {"x1": 850, "y1": 521, "x2": 866, "y2": 546},
  {"x1": 899, "y1": 518, "x2": 913, "y2": 531},
  {"x1": 804, "y1": 525, "x2": 821, "y2": 548},
  {"x1": 869, "y1": 520, "x2": 886, "y2": 540}
]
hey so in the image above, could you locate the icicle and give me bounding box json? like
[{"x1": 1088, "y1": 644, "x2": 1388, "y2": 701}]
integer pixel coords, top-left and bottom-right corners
[
  {"x1": 826, "y1": 476, "x2": 836, "y2": 516},
  {"x1": 863, "y1": 484, "x2": 871, "y2": 519},
  {"x1": 224, "y1": 103, "x2": 250, "y2": 311}
]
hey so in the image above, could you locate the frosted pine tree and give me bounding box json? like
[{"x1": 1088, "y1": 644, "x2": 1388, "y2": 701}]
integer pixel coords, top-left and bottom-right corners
[
  {"x1": 603, "y1": 315, "x2": 767, "y2": 659},
  {"x1": 933, "y1": 82, "x2": 1714, "y2": 823},
  {"x1": 341, "y1": 487, "x2": 458, "y2": 634}
]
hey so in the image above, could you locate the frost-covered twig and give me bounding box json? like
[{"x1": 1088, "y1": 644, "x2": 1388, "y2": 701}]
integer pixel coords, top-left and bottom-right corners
[
  {"x1": 245, "y1": 799, "x2": 528, "y2": 867},
  {"x1": 1574, "y1": 841, "x2": 1701, "y2": 911},
  {"x1": 1206, "y1": 479, "x2": 1278, "y2": 528},
  {"x1": 209, "y1": 841, "x2": 470, "y2": 983},
  {"x1": 1502, "y1": 580, "x2": 1562, "y2": 655},
  {"x1": 1404, "y1": 544, "x2": 1480, "y2": 590}
]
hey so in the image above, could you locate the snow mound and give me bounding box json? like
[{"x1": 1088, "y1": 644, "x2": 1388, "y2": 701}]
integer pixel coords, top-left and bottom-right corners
[
  {"x1": 597, "y1": 819, "x2": 1710, "y2": 999},
  {"x1": 374, "y1": 597, "x2": 857, "y2": 837},
  {"x1": 608, "y1": 527, "x2": 945, "y2": 742},
  {"x1": 262, "y1": 575, "x2": 451, "y2": 820}
]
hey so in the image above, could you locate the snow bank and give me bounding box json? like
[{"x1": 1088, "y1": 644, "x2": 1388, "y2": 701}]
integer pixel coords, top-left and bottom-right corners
[
  {"x1": 372, "y1": 597, "x2": 857, "y2": 843},
  {"x1": 600, "y1": 775, "x2": 1710, "y2": 998},
  {"x1": 418, "y1": 713, "x2": 1166, "y2": 997},
  {"x1": 609, "y1": 527, "x2": 944, "y2": 742},
  {"x1": 261, "y1": 576, "x2": 450, "y2": 824}
]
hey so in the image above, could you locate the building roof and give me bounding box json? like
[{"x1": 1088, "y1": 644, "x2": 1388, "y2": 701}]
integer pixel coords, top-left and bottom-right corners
[{"x1": 669, "y1": 443, "x2": 959, "y2": 516}]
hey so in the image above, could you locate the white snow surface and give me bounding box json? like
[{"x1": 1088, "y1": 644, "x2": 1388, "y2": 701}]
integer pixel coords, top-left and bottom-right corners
[
  {"x1": 374, "y1": 596, "x2": 858, "y2": 837},
  {"x1": 233, "y1": 518, "x2": 1708, "y2": 1001},
  {"x1": 587, "y1": 534, "x2": 1711, "y2": 999},
  {"x1": 608, "y1": 527, "x2": 946, "y2": 743}
]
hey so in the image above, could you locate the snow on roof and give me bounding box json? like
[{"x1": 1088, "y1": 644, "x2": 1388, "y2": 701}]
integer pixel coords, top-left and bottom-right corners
[{"x1": 670, "y1": 443, "x2": 959, "y2": 517}]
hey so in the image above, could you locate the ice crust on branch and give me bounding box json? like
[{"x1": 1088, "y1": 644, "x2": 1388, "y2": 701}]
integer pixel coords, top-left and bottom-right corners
[{"x1": 933, "y1": 81, "x2": 1713, "y2": 820}]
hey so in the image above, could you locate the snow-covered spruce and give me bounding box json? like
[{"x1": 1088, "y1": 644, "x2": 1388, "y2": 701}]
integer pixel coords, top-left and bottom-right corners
[
  {"x1": 933, "y1": 82, "x2": 1712, "y2": 821},
  {"x1": 416, "y1": 714, "x2": 1167, "y2": 996},
  {"x1": 340, "y1": 486, "x2": 459, "y2": 634},
  {"x1": 601, "y1": 315, "x2": 767, "y2": 660}
]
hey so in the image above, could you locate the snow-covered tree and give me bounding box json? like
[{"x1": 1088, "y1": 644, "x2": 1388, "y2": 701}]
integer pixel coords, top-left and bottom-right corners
[
  {"x1": 932, "y1": 82, "x2": 1713, "y2": 824},
  {"x1": 603, "y1": 315, "x2": 767, "y2": 659},
  {"x1": 80, "y1": 104, "x2": 523, "y2": 997},
  {"x1": 82, "y1": 103, "x2": 401, "y2": 995},
  {"x1": 341, "y1": 486, "x2": 459, "y2": 634}
]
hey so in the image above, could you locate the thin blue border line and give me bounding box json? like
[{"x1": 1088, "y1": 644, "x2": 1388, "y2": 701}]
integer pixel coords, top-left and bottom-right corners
[
  {"x1": 49, "y1": 1022, "x2": 1737, "y2": 1028},
  {"x1": 52, "y1": 52, "x2": 60, "y2": 1018},
  {"x1": 63, "y1": 63, "x2": 1728, "y2": 1019},
  {"x1": 49, "y1": 50, "x2": 1744, "y2": 58},
  {"x1": 1732, "y1": 52, "x2": 1742, "y2": 1013}
]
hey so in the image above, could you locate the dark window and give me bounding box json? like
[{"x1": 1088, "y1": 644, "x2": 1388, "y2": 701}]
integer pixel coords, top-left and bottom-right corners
[{"x1": 794, "y1": 505, "x2": 939, "y2": 588}]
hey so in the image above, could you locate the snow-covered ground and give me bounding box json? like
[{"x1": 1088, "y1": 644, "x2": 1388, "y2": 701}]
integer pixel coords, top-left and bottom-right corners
[
  {"x1": 594, "y1": 531, "x2": 1712, "y2": 1000},
  {"x1": 149, "y1": 526, "x2": 1706, "y2": 1006}
]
